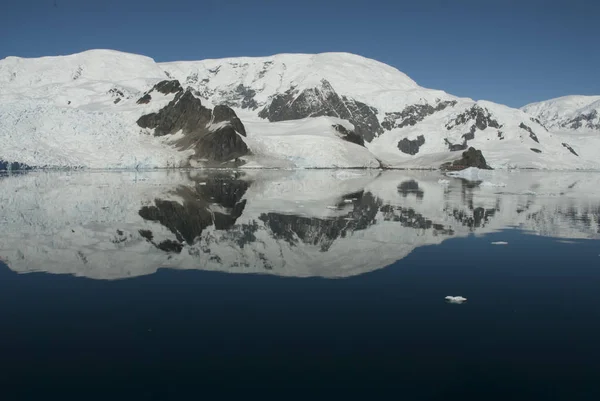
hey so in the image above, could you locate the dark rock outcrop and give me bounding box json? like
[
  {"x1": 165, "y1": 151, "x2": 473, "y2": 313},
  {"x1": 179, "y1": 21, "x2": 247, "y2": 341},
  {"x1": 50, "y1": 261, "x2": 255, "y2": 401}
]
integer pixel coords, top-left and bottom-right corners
[
  {"x1": 398, "y1": 135, "x2": 425, "y2": 155},
  {"x1": 333, "y1": 124, "x2": 365, "y2": 147},
  {"x1": 153, "y1": 80, "x2": 183, "y2": 95},
  {"x1": 519, "y1": 123, "x2": 540, "y2": 143},
  {"x1": 213, "y1": 104, "x2": 247, "y2": 136},
  {"x1": 564, "y1": 110, "x2": 600, "y2": 130},
  {"x1": 258, "y1": 79, "x2": 382, "y2": 142},
  {"x1": 441, "y1": 147, "x2": 492, "y2": 170},
  {"x1": 462, "y1": 125, "x2": 476, "y2": 141},
  {"x1": 220, "y1": 84, "x2": 259, "y2": 110},
  {"x1": 562, "y1": 143, "x2": 579, "y2": 156},
  {"x1": 382, "y1": 100, "x2": 457, "y2": 130},
  {"x1": 446, "y1": 105, "x2": 501, "y2": 131},
  {"x1": 136, "y1": 82, "x2": 249, "y2": 163},
  {"x1": 530, "y1": 148, "x2": 542, "y2": 154},
  {"x1": 136, "y1": 94, "x2": 151, "y2": 104}
]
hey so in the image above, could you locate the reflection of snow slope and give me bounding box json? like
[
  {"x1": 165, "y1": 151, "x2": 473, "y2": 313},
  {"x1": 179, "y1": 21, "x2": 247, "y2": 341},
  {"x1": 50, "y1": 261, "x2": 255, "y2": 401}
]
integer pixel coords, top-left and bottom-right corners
[{"x1": 0, "y1": 170, "x2": 599, "y2": 280}]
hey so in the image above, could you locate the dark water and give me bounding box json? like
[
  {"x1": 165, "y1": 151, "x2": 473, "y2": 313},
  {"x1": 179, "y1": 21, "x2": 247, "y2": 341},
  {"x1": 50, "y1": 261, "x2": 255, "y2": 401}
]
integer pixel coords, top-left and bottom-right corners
[{"x1": 0, "y1": 170, "x2": 599, "y2": 398}]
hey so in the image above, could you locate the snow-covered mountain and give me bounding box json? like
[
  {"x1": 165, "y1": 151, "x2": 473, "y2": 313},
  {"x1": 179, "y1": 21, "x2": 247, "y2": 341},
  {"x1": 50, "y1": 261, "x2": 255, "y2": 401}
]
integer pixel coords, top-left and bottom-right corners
[
  {"x1": 522, "y1": 95, "x2": 600, "y2": 132},
  {"x1": 1, "y1": 170, "x2": 599, "y2": 280},
  {"x1": 1, "y1": 49, "x2": 598, "y2": 170}
]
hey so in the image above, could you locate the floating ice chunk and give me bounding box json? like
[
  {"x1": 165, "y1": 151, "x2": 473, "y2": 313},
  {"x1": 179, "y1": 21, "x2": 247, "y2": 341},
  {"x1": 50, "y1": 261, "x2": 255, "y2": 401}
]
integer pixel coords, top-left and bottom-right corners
[
  {"x1": 326, "y1": 206, "x2": 338, "y2": 210},
  {"x1": 480, "y1": 181, "x2": 506, "y2": 187},
  {"x1": 438, "y1": 179, "x2": 450, "y2": 185},
  {"x1": 491, "y1": 241, "x2": 508, "y2": 245},
  {"x1": 343, "y1": 199, "x2": 354, "y2": 203},
  {"x1": 445, "y1": 296, "x2": 467, "y2": 304},
  {"x1": 199, "y1": 182, "x2": 207, "y2": 186}
]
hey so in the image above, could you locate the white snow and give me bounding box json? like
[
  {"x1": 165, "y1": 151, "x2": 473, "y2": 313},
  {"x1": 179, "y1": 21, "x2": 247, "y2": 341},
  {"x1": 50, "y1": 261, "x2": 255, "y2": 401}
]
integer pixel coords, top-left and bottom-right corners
[
  {"x1": 522, "y1": 95, "x2": 600, "y2": 131},
  {"x1": 491, "y1": 242, "x2": 508, "y2": 245},
  {"x1": 0, "y1": 49, "x2": 599, "y2": 170}
]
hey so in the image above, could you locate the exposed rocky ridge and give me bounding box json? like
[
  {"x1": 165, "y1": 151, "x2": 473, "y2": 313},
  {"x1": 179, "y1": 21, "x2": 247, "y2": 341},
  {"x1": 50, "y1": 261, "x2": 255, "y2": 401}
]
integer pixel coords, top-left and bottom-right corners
[
  {"x1": 565, "y1": 110, "x2": 600, "y2": 130},
  {"x1": 383, "y1": 100, "x2": 457, "y2": 130},
  {"x1": 522, "y1": 96, "x2": 600, "y2": 132},
  {"x1": 258, "y1": 79, "x2": 382, "y2": 142},
  {"x1": 446, "y1": 105, "x2": 501, "y2": 131},
  {"x1": 519, "y1": 123, "x2": 540, "y2": 143},
  {"x1": 136, "y1": 80, "x2": 249, "y2": 163}
]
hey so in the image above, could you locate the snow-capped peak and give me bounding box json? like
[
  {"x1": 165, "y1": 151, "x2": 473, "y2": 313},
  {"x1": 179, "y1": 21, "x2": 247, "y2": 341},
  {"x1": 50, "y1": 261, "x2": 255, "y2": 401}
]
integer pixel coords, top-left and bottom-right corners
[{"x1": 522, "y1": 95, "x2": 600, "y2": 131}]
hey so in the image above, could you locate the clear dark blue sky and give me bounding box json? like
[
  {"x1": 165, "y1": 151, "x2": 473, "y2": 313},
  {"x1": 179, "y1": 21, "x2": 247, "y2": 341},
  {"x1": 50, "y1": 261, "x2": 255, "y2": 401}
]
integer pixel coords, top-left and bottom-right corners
[{"x1": 1, "y1": 0, "x2": 598, "y2": 107}]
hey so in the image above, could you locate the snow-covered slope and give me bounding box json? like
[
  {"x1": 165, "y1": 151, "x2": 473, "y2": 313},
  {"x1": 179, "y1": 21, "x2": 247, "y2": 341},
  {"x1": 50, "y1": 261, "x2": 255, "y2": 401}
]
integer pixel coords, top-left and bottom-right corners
[
  {"x1": 522, "y1": 95, "x2": 600, "y2": 132},
  {"x1": 1, "y1": 170, "x2": 599, "y2": 280},
  {"x1": 1, "y1": 49, "x2": 599, "y2": 169}
]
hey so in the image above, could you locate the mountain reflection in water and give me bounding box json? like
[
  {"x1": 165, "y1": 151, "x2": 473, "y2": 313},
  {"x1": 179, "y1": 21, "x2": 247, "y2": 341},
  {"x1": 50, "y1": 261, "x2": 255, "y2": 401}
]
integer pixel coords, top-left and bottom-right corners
[{"x1": 0, "y1": 169, "x2": 599, "y2": 280}]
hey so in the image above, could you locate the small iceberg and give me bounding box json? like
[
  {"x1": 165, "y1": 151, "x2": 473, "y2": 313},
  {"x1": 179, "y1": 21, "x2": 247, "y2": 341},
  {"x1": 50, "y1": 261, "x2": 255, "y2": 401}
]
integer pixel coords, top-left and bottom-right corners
[
  {"x1": 491, "y1": 241, "x2": 508, "y2": 245},
  {"x1": 445, "y1": 296, "x2": 467, "y2": 304},
  {"x1": 480, "y1": 181, "x2": 506, "y2": 188}
]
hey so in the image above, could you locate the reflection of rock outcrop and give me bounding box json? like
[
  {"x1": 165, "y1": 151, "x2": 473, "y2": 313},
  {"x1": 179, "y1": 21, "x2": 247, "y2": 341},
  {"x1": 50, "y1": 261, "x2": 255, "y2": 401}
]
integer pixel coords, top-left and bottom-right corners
[
  {"x1": 259, "y1": 192, "x2": 383, "y2": 252},
  {"x1": 138, "y1": 175, "x2": 250, "y2": 251},
  {"x1": 1, "y1": 170, "x2": 599, "y2": 280}
]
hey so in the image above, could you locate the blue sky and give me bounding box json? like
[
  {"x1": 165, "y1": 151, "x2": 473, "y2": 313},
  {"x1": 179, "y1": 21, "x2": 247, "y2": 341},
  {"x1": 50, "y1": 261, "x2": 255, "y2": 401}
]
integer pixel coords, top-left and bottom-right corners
[{"x1": 1, "y1": 0, "x2": 598, "y2": 107}]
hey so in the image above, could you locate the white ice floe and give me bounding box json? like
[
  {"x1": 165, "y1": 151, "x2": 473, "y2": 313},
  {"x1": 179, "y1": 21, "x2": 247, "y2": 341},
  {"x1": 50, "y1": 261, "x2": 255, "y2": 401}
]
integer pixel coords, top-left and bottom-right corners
[
  {"x1": 491, "y1": 241, "x2": 508, "y2": 245},
  {"x1": 445, "y1": 296, "x2": 467, "y2": 304},
  {"x1": 480, "y1": 181, "x2": 507, "y2": 187}
]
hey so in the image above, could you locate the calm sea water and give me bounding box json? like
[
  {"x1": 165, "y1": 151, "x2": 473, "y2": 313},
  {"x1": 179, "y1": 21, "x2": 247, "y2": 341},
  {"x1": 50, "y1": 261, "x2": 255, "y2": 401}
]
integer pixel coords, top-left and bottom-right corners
[{"x1": 0, "y1": 170, "x2": 599, "y2": 399}]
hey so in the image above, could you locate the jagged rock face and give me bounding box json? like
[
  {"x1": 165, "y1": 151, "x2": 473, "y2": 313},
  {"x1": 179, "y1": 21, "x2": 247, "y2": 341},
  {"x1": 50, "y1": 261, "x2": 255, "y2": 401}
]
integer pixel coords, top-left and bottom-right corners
[
  {"x1": 213, "y1": 105, "x2": 246, "y2": 137},
  {"x1": 220, "y1": 84, "x2": 259, "y2": 110},
  {"x1": 136, "y1": 81, "x2": 249, "y2": 163},
  {"x1": 446, "y1": 105, "x2": 501, "y2": 131},
  {"x1": 442, "y1": 147, "x2": 492, "y2": 170},
  {"x1": 258, "y1": 79, "x2": 382, "y2": 142},
  {"x1": 398, "y1": 135, "x2": 425, "y2": 155},
  {"x1": 332, "y1": 124, "x2": 365, "y2": 147},
  {"x1": 519, "y1": 123, "x2": 540, "y2": 143},
  {"x1": 382, "y1": 100, "x2": 457, "y2": 130},
  {"x1": 565, "y1": 110, "x2": 600, "y2": 130},
  {"x1": 153, "y1": 80, "x2": 183, "y2": 95},
  {"x1": 531, "y1": 148, "x2": 542, "y2": 154}
]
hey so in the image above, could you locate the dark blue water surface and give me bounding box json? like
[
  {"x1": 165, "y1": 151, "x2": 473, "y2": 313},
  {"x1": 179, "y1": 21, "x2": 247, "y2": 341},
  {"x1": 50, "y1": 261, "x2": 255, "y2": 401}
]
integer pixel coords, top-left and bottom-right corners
[
  {"x1": 1, "y1": 230, "x2": 599, "y2": 399},
  {"x1": 1, "y1": 170, "x2": 599, "y2": 399}
]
